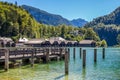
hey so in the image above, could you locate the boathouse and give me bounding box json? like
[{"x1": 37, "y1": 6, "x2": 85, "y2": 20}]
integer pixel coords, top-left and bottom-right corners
[
  {"x1": 25, "y1": 39, "x2": 44, "y2": 47},
  {"x1": 79, "y1": 40, "x2": 96, "y2": 47},
  {"x1": 16, "y1": 37, "x2": 28, "y2": 47},
  {"x1": 0, "y1": 37, "x2": 14, "y2": 47},
  {"x1": 23, "y1": 37, "x2": 96, "y2": 47},
  {"x1": 24, "y1": 37, "x2": 66, "y2": 47}
]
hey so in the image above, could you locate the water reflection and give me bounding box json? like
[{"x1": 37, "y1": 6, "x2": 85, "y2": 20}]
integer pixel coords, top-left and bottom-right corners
[
  {"x1": 94, "y1": 62, "x2": 97, "y2": 67},
  {"x1": 82, "y1": 68, "x2": 86, "y2": 80},
  {"x1": 46, "y1": 63, "x2": 50, "y2": 72},
  {"x1": 65, "y1": 74, "x2": 68, "y2": 80}
]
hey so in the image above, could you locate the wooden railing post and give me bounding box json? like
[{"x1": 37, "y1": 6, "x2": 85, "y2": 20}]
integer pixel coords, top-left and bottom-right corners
[
  {"x1": 31, "y1": 49, "x2": 34, "y2": 67},
  {"x1": 65, "y1": 49, "x2": 69, "y2": 75},
  {"x1": 60, "y1": 48, "x2": 63, "y2": 60},
  {"x1": 4, "y1": 49, "x2": 9, "y2": 71},
  {"x1": 46, "y1": 48, "x2": 50, "y2": 63}
]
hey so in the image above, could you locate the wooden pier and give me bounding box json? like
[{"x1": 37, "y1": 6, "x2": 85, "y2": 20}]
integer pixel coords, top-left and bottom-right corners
[
  {"x1": 0, "y1": 47, "x2": 67, "y2": 71},
  {"x1": 0, "y1": 47, "x2": 106, "y2": 74}
]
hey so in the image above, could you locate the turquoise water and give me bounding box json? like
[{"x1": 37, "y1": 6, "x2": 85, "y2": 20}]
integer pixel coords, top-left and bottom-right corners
[{"x1": 0, "y1": 47, "x2": 120, "y2": 80}]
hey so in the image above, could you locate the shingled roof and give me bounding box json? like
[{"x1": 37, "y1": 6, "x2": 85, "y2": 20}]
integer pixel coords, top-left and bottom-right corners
[{"x1": 80, "y1": 40, "x2": 96, "y2": 44}]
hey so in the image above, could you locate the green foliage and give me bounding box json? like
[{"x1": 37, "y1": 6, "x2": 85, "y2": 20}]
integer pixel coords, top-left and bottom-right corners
[
  {"x1": 96, "y1": 40, "x2": 107, "y2": 47},
  {"x1": 93, "y1": 23, "x2": 120, "y2": 46},
  {"x1": 96, "y1": 42, "x2": 101, "y2": 47},
  {"x1": 38, "y1": 24, "x2": 100, "y2": 42},
  {"x1": 101, "y1": 40, "x2": 107, "y2": 47},
  {"x1": 117, "y1": 34, "x2": 120, "y2": 45},
  {"x1": 0, "y1": 2, "x2": 40, "y2": 39},
  {"x1": 84, "y1": 28, "x2": 100, "y2": 41}
]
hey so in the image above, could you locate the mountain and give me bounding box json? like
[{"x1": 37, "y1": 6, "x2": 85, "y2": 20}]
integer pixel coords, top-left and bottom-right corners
[
  {"x1": 0, "y1": 2, "x2": 40, "y2": 39},
  {"x1": 86, "y1": 7, "x2": 120, "y2": 27},
  {"x1": 22, "y1": 5, "x2": 87, "y2": 27},
  {"x1": 22, "y1": 5, "x2": 72, "y2": 26},
  {"x1": 85, "y1": 6, "x2": 120, "y2": 46},
  {"x1": 71, "y1": 18, "x2": 88, "y2": 27}
]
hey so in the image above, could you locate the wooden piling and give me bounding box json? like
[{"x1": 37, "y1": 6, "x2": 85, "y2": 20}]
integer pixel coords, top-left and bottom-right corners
[
  {"x1": 94, "y1": 48, "x2": 97, "y2": 63},
  {"x1": 82, "y1": 50, "x2": 86, "y2": 68},
  {"x1": 65, "y1": 50, "x2": 69, "y2": 75},
  {"x1": 4, "y1": 49, "x2": 9, "y2": 71},
  {"x1": 73, "y1": 48, "x2": 75, "y2": 59},
  {"x1": 68, "y1": 48, "x2": 70, "y2": 60},
  {"x1": 60, "y1": 48, "x2": 62, "y2": 60},
  {"x1": 103, "y1": 48, "x2": 105, "y2": 59},
  {"x1": 31, "y1": 49, "x2": 34, "y2": 67},
  {"x1": 80, "y1": 48, "x2": 82, "y2": 59},
  {"x1": 46, "y1": 48, "x2": 50, "y2": 63}
]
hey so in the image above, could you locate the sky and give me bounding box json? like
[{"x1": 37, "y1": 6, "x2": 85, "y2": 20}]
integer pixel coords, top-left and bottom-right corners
[{"x1": 1, "y1": 0, "x2": 120, "y2": 21}]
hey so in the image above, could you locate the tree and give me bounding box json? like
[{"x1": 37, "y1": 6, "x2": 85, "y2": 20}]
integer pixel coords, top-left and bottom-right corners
[
  {"x1": 96, "y1": 42, "x2": 101, "y2": 47},
  {"x1": 101, "y1": 40, "x2": 107, "y2": 47},
  {"x1": 117, "y1": 34, "x2": 120, "y2": 45},
  {"x1": 84, "y1": 28, "x2": 100, "y2": 41}
]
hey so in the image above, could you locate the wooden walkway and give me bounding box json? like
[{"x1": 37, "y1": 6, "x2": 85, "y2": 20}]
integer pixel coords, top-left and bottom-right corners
[
  {"x1": 0, "y1": 47, "x2": 67, "y2": 71},
  {"x1": 0, "y1": 47, "x2": 106, "y2": 75},
  {"x1": 0, "y1": 47, "x2": 66, "y2": 62}
]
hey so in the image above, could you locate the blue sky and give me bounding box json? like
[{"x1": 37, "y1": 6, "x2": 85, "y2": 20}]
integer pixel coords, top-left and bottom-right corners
[{"x1": 1, "y1": 0, "x2": 120, "y2": 21}]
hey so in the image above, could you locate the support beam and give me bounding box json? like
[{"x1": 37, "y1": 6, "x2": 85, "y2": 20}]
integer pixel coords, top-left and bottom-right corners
[
  {"x1": 82, "y1": 50, "x2": 86, "y2": 68},
  {"x1": 60, "y1": 48, "x2": 62, "y2": 60},
  {"x1": 65, "y1": 50, "x2": 69, "y2": 75},
  {"x1": 31, "y1": 49, "x2": 34, "y2": 67},
  {"x1": 94, "y1": 48, "x2": 97, "y2": 63},
  {"x1": 4, "y1": 49, "x2": 9, "y2": 71},
  {"x1": 46, "y1": 48, "x2": 50, "y2": 63}
]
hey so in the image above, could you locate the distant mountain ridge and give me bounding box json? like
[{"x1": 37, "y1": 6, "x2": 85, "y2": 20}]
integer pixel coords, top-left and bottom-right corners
[
  {"x1": 86, "y1": 7, "x2": 120, "y2": 27},
  {"x1": 71, "y1": 18, "x2": 88, "y2": 27},
  {"x1": 22, "y1": 5, "x2": 87, "y2": 27}
]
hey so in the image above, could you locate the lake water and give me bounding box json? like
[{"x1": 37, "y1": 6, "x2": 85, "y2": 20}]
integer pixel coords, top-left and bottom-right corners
[{"x1": 0, "y1": 47, "x2": 120, "y2": 80}]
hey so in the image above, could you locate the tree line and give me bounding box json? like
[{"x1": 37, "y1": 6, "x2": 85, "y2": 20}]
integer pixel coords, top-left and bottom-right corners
[{"x1": 0, "y1": 1, "x2": 107, "y2": 47}]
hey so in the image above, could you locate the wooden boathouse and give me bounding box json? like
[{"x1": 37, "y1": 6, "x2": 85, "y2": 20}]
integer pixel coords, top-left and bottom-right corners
[{"x1": 24, "y1": 37, "x2": 96, "y2": 47}]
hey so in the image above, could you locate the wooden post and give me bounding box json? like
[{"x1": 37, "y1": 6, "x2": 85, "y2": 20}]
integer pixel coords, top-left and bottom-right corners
[
  {"x1": 34, "y1": 48, "x2": 36, "y2": 57},
  {"x1": 103, "y1": 48, "x2": 105, "y2": 59},
  {"x1": 82, "y1": 50, "x2": 86, "y2": 68},
  {"x1": 4, "y1": 49, "x2": 9, "y2": 71},
  {"x1": 94, "y1": 48, "x2": 97, "y2": 63},
  {"x1": 60, "y1": 48, "x2": 62, "y2": 60},
  {"x1": 73, "y1": 48, "x2": 75, "y2": 59},
  {"x1": 68, "y1": 48, "x2": 70, "y2": 60},
  {"x1": 65, "y1": 50, "x2": 69, "y2": 75},
  {"x1": 46, "y1": 48, "x2": 50, "y2": 63},
  {"x1": 23, "y1": 48, "x2": 25, "y2": 57},
  {"x1": 31, "y1": 49, "x2": 34, "y2": 67},
  {"x1": 80, "y1": 48, "x2": 82, "y2": 59}
]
